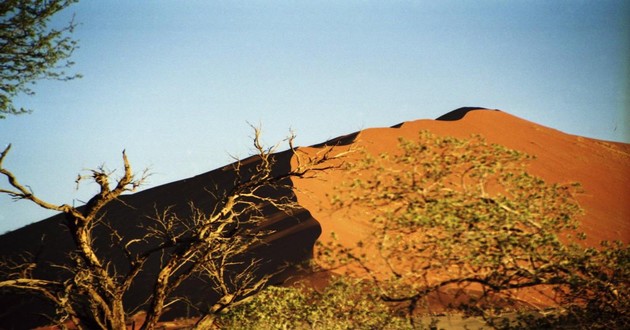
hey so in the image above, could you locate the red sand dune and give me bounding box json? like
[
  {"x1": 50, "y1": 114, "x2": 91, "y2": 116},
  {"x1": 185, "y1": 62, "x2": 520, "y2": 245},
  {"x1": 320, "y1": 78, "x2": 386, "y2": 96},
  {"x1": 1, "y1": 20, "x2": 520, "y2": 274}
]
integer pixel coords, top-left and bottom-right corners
[
  {"x1": 1, "y1": 108, "x2": 628, "y2": 328},
  {"x1": 292, "y1": 109, "x2": 630, "y2": 253}
]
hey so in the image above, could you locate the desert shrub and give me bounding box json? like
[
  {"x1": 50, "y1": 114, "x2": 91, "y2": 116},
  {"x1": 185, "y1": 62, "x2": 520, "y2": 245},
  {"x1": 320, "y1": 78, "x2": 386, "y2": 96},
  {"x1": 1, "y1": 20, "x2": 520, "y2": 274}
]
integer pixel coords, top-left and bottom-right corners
[{"x1": 217, "y1": 276, "x2": 423, "y2": 329}]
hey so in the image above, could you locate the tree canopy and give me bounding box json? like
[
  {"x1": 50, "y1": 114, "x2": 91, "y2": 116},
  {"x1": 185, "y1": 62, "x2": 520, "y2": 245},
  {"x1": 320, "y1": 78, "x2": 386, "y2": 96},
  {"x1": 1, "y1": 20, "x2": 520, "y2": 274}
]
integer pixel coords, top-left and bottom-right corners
[
  {"x1": 313, "y1": 131, "x2": 629, "y2": 329},
  {"x1": 0, "y1": 0, "x2": 80, "y2": 118}
]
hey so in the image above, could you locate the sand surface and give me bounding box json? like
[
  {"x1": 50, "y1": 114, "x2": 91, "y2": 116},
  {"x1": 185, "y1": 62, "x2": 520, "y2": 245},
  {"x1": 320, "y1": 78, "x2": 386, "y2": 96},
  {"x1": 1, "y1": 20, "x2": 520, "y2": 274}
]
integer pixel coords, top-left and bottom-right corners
[{"x1": 292, "y1": 109, "x2": 629, "y2": 252}]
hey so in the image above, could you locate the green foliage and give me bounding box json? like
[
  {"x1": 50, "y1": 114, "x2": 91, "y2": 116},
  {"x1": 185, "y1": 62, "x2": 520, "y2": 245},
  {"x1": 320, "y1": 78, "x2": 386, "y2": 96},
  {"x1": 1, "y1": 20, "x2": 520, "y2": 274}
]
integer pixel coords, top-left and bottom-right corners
[
  {"x1": 318, "y1": 131, "x2": 628, "y2": 329},
  {"x1": 217, "y1": 276, "x2": 421, "y2": 329},
  {"x1": 0, "y1": 0, "x2": 80, "y2": 118},
  {"x1": 480, "y1": 241, "x2": 629, "y2": 329}
]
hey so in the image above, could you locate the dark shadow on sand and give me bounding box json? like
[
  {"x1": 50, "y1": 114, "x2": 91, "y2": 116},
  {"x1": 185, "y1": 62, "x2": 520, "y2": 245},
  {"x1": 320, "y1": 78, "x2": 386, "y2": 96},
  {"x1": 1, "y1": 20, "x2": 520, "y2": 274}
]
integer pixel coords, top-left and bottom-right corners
[
  {"x1": 0, "y1": 148, "x2": 323, "y2": 329},
  {"x1": 436, "y1": 107, "x2": 496, "y2": 121}
]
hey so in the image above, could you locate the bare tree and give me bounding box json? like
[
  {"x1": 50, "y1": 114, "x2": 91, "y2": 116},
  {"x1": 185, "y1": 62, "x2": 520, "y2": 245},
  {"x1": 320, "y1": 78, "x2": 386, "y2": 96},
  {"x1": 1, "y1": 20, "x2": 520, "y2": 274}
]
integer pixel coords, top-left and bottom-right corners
[{"x1": 0, "y1": 128, "x2": 342, "y2": 329}]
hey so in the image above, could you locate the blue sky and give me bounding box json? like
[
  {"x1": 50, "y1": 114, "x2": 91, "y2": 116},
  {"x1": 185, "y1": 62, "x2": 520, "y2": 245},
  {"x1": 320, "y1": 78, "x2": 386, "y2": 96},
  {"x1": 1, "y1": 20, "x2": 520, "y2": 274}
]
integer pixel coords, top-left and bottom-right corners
[{"x1": 1, "y1": 0, "x2": 628, "y2": 233}]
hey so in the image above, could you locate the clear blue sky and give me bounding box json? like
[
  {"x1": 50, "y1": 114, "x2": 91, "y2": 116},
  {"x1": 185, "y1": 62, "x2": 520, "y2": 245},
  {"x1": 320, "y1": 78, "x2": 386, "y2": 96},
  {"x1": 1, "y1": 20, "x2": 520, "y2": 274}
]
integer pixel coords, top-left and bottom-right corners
[{"x1": 1, "y1": 0, "x2": 628, "y2": 233}]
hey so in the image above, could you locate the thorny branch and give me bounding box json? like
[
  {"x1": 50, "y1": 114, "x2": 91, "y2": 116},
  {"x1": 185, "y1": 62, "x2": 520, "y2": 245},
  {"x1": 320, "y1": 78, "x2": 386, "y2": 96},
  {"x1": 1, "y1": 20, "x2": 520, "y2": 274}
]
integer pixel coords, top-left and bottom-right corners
[{"x1": 0, "y1": 127, "x2": 347, "y2": 330}]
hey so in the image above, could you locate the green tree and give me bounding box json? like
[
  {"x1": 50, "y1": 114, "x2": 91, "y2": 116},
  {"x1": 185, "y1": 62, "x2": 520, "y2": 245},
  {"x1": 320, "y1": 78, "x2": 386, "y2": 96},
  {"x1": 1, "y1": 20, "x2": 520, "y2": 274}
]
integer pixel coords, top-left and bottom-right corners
[
  {"x1": 319, "y1": 131, "x2": 628, "y2": 329},
  {"x1": 1, "y1": 0, "x2": 80, "y2": 118}
]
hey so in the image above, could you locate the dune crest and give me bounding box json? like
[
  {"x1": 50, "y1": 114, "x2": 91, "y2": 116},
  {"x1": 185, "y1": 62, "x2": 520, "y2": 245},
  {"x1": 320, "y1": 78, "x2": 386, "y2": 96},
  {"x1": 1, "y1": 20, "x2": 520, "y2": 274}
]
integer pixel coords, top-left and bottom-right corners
[
  {"x1": 292, "y1": 109, "x2": 630, "y2": 251},
  {"x1": 434, "y1": 106, "x2": 494, "y2": 121}
]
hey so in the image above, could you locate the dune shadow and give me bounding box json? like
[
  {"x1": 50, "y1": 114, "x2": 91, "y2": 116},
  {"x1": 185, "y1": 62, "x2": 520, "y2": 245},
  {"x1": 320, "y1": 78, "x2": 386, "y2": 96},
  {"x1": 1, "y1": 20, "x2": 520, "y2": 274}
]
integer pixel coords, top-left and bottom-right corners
[
  {"x1": 436, "y1": 107, "x2": 496, "y2": 121},
  {"x1": 0, "y1": 148, "x2": 322, "y2": 328}
]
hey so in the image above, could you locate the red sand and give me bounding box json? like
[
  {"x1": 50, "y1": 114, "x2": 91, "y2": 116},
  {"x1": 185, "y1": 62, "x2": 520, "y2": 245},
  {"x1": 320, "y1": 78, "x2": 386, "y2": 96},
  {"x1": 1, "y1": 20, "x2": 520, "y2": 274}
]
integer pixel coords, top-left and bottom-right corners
[
  {"x1": 286, "y1": 108, "x2": 629, "y2": 313},
  {"x1": 292, "y1": 109, "x2": 629, "y2": 256}
]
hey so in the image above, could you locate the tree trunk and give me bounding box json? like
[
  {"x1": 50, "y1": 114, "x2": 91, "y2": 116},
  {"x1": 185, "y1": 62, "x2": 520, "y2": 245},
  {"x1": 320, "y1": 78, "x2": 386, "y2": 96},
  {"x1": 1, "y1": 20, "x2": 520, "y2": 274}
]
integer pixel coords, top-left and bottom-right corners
[
  {"x1": 194, "y1": 313, "x2": 218, "y2": 330},
  {"x1": 110, "y1": 299, "x2": 127, "y2": 330},
  {"x1": 140, "y1": 274, "x2": 170, "y2": 330}
]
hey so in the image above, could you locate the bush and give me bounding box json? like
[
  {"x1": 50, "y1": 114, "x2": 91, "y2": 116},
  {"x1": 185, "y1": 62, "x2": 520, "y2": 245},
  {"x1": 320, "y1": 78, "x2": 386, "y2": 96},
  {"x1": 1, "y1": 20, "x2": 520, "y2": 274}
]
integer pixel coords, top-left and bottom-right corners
[{"x1": 218, "y1": 276, "x2": 421, "y2": 329}]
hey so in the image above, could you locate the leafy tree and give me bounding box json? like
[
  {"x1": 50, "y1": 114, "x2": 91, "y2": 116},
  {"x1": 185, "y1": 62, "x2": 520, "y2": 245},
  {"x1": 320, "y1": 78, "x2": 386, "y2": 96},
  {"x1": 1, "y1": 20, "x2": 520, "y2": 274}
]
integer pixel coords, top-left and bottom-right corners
[
  {"x1": 0, "y1": 128, "x2": 340, "y2": 329},
  {"x1": 318, "y1": 131, "x2": 628, "y2": 329},
  {"x1": 1, "y1": 0, "x2": 80, "y2": 118}
]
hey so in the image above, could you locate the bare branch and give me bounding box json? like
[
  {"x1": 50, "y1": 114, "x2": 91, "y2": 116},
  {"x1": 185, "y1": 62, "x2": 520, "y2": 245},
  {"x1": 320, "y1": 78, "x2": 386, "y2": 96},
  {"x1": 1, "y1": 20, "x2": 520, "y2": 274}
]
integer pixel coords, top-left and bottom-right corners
[
  {"x1": 2, "y1": 127, "x2": 339, "y2": 330},
  {"x1": 1, "y1": 144, "x2": 71, "y2": 212}
]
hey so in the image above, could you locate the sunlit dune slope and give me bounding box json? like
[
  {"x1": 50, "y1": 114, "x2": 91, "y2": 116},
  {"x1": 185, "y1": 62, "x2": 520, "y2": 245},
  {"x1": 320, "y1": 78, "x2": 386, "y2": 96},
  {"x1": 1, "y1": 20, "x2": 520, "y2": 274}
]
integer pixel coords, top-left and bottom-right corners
[{"x1": 292, "y1": 108, "x2": 630, "y2": 252}]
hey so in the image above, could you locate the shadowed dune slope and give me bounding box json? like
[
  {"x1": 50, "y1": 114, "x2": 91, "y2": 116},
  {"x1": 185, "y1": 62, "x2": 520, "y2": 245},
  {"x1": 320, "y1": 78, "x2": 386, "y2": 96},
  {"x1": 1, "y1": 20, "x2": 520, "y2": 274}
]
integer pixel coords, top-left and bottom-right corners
[
  {"x1": 0, "y1": 108, "x2": 628, "y2": 327},
  {"x1": 0, "y1": 149, "x2": 320, "y2": 329},
  {"x1": 435, "y1": 106, "x2": 492, "y2": 121}
]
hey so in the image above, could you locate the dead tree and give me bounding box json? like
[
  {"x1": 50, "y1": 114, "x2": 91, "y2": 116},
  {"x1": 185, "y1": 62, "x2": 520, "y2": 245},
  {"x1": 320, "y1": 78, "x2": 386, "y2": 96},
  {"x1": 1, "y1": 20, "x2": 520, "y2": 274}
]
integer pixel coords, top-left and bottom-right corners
[{"x1": 0, "y1": 128, "x2": 343, "y2": 330}]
